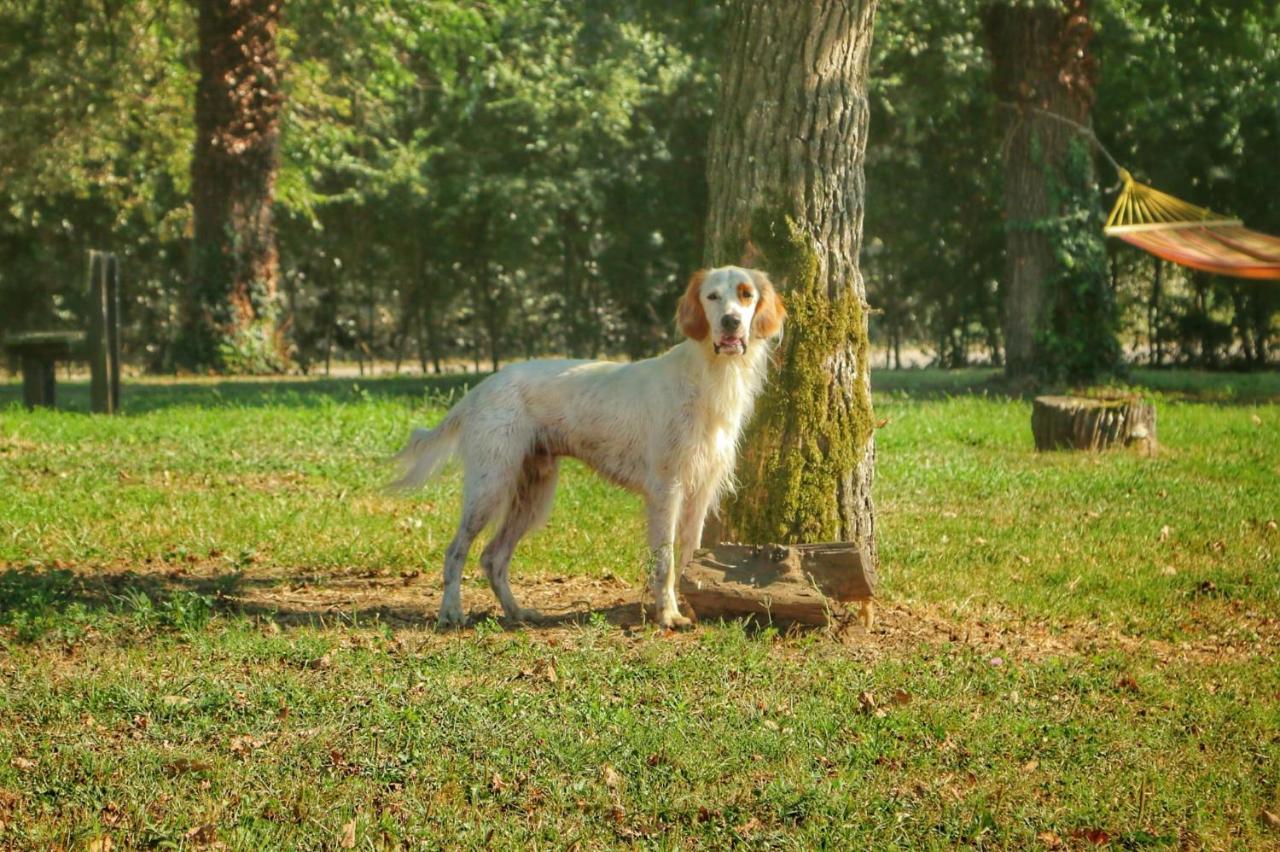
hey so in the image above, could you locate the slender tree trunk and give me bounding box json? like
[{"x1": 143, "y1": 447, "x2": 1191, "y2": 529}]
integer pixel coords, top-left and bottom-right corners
[
  {"x1": 1149, "y1": 258, "x2": 1163, "y2": 366},
  {"x1": 985, "y1": 0, "x2": 1101, "y2": 381},
  {"x1": 704, "y1": 0, "x2": 879, "y2": 553},
  {"x1": 184, "y1": 0, "x2": 285, "y2": 373}
]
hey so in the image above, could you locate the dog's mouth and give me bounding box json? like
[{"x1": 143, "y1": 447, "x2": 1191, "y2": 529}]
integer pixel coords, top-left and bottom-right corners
[{"x1": 713, "y1": 336, "x2": 746, "y2": 355}]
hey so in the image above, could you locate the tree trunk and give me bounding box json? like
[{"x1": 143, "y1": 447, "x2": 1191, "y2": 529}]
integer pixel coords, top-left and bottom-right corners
[
  {"x1": 985, "y1": 0, "x2": 1103, "y2": 382},
  {"x1": 1149, "y1": 258, "x2": 1163, "y2": 366},
  {"x1": 183, "y1": 0, "x2": 285, "y2": 373},
  {"x1": 703, "y1": 0, "x2": 879, "y2": 555}
]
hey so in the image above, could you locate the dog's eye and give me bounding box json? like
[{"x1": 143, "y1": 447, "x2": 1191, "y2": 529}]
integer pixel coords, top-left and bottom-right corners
[{"x1": 705, "y1": 292, "x2": 719, "y2": 301}]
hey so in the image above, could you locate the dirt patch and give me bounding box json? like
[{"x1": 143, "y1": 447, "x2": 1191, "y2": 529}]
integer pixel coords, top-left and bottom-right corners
[{"x1": 83, "y1": 562, "x2": 1273, "y2": 666}]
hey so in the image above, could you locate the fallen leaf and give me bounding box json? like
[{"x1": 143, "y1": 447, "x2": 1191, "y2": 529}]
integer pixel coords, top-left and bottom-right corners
[
  {"x1": 86, "y1": 838, "x2": 113, "y2": 852},
  {"x1": 1261, "y1": 809, "x2": 1280, "y2": 829},
  {"x1": 1160, "y1": 565, "x2": 1177, "y2": 577},
  {"x1": 490, "y1": 772, "x2": 507, "y2": 793},
  {"x1": 307, "y1": 653, "x2": 333, "y2": 670},
  {"x1": 165, "y1": 757, "x2": 213, "y2": 775},
  {"x1": 601, "y1": 764, "x2": 623, "y2": 790},
  {"x1": 736, "y1": 817, "x2": 762, "y2": 835},
  {"x1": 1036, "y1": 830, "x2": 1063, "y2": 848},
  {"x1": 1023, "y1": 759, "x2": 1039, "y2": 773},
  {"x1": 858, "y1": 691, "x2": 877, "y2": 713},
  {"x1": 161, "y1": 695, "x2": 191, "y2": 708},
  {"x1": 340, "y1": 819, "x2": 356, "y2": 848},
  {"x1": 1070, "y1": 827, "x2": 1111, "y2": 845},
  {"x1": 9, "y1": 757, "x2": 35, "y2": 771},
  {"x1": 185, "y1": 824, "x2": 218, "y2": 845},
  {"x1": 891, "y1": 689, "x2": 911, "y2": 706},
  {"x1": 229, "y1": 734, "x2": 264, "y2": 758},
  {"x1": 1158, "y1": 525, "x2": 1171, "y2": 543},
  {"x1": 1116, "y1": 676, "x2": 1140, "y2": 693}
]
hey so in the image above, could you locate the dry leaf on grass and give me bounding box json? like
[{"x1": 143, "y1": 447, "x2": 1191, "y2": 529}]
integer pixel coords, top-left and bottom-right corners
[
  {"x1": 86, "y1": 838, "x2": 113, "y2": 852},
  {"x1": 340, "y1": 819, "x2": 357, "y2": 848},
  {"x1": 9, "y1": 757, "x2": 35, "y2": 772}
]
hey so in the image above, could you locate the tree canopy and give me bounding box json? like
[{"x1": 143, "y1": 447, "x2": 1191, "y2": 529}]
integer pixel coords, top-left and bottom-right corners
[{"x1": 1, "y1": 0, "x2": 1276, "y2": 373}]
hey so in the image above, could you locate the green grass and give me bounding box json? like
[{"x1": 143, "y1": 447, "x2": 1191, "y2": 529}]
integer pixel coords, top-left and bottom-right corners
[{"x1": 1, "y1": 369, "x2": 1278, "y2": 848}]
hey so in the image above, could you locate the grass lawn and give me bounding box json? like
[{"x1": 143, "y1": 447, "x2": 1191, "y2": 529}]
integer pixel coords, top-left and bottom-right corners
[{"x1": 1, "y1": 368, "x2": 1277, "y2": 848}]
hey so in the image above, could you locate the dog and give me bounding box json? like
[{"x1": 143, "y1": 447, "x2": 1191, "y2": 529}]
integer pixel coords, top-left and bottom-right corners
[{"x1": 392, "y1": 266, "x2": 786, "y2": 628}]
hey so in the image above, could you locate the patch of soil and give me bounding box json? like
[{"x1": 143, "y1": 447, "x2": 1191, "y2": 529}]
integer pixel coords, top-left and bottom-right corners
[
  {"x1": 17, "y1": 561, "x2": 1277, "y2": 665},
  {"x1": 140, "y1": 563, "x2": 1280, "y2": 664}
]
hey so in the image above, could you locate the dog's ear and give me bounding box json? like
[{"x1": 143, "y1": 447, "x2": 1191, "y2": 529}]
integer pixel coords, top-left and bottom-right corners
[
  {"x1": 751, "y1": 272, "x2": 786, "y2": 339},
  {"x1": 677, "y1": 269, "x2": 710, "y2": 341}
]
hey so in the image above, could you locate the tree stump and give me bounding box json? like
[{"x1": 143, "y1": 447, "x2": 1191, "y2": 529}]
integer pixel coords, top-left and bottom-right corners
[
  {"x1": 1031, "y1": 395, "x2": 1156, "y2": 453},
  {"x1": 680, "y1": 543, "x2": 875, "y2": 627}
]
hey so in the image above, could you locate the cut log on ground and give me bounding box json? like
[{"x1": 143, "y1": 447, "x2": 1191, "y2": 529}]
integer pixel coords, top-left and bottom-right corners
[
  {"x1": 680, "y1": 543, "x2": 875, "y2": 627},
  {"x1": 1031, "y1": 395, "x2": 1156, "y2": 453}
]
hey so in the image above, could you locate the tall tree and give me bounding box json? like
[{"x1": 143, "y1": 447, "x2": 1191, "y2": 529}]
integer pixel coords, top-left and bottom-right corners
[
  {"x1": 182, "y1": 0, "x2": 285, "y2": 372},
  {"x1": 985, "y1": 0, "x2": 1118, "y2": 383},
  {"x1": 703, "y1": 0, "x2": 879, "y2": 552}
]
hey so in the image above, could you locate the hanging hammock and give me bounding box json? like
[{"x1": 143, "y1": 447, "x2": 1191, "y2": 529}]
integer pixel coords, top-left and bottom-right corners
[{"x1": 1103, "y1": 169, "x2": 1280, "y2": 280}]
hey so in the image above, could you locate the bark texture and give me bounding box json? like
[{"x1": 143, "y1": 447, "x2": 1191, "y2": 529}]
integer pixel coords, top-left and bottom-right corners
[
  {"x1": 703, "y1": 0, "x2": 879, "y2": 554},
  {"x1": 984, "y1": 0, "x2": 1098, "y2": 380},
  {"x1": 184, "y1": 0, "x2": 285, "y2": 372}
]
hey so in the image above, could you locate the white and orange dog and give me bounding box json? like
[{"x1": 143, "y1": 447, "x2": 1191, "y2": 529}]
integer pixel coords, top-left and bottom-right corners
[{"x1": 393, "y1": 266, "x2": 785, "y2": 628}]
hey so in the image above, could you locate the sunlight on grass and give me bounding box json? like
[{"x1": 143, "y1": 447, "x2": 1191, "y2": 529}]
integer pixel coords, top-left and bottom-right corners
[{"x1": 0, "y1": 369, "x2": 1277, "y2": 847}]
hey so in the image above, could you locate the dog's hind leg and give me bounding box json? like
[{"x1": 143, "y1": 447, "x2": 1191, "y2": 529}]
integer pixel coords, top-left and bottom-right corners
[
  {"x1": 438, "y1": 467, "x2": 511, "y2": 629},
  {"x1": 480, "y1": 453, "x2": 559, "y2": 623}
]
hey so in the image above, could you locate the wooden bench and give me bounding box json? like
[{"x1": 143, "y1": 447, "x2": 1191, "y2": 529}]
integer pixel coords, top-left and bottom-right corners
[{"x1": 3, "y1": 331, "x2": 85, "y2": 410}]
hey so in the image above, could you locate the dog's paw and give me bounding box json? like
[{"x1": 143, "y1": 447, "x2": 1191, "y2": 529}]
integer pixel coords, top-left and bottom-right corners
[
  {"x1": 657, "y1": 611, "x2": 694, "y2": 631},
  {"x1": 436, "y1": 606, "x2": 466, "y2": 630},
  {"x1": 507, "y1": 607, "x2": 544, "y2": 625}
]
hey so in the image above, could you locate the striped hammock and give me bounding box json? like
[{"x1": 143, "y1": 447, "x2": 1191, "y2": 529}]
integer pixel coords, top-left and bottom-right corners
[{"x1": 1103, "y1": 169, "x2": 1280, "y2": 280}]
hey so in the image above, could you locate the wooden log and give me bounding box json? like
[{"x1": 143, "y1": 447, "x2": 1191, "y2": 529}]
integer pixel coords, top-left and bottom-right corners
[
  {"x1": 87, "y1": 251, "x2": 113, "y2": 414},
  {"x1": 1031, "y1": 395, "x2": 1156, "y2": 453},
  {"x1": 106, "y1": 253, "x2": 121, "y2": 411},
  {"x1": 679, "y1": 542, "x2": 875, "y2": 627}
]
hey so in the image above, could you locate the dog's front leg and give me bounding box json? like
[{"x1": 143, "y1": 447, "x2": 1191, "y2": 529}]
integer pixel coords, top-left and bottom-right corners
[{"x1": 646, "y1": 488, "x2": 689, "y2": 629}]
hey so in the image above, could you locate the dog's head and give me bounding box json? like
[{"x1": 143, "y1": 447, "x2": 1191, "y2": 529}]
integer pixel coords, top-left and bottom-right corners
[{"x1": 677, "y1": 266, "x2": 786, "y2": 356}]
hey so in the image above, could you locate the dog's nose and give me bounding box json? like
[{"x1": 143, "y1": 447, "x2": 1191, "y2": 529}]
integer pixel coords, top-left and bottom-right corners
[{"x1": 721, "y1": 314, "x2": 742, "y2": 333}]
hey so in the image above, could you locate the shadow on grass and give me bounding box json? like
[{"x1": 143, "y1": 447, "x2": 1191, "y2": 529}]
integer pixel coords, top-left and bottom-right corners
[
  {"x1": 3, "y1": 366, "x2": 1276, "y2": 414},
  {"x1": 0, "y1": 564, "x2": 820, "y2": 640},
  {"x1": 871, "y1": 366, "x2": 1280, "y2": 404},
  {"x1": 0, "y1": 564, "x2": 662, "y2": 640},
  {"x1": 0, "y1": 373, "x2": 485, "y2": 415}
]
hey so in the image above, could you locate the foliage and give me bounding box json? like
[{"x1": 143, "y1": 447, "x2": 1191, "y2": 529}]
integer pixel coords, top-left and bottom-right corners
[
  {"x1": 864, "y1": 0, "x2": 1279, "y2": 370},
  {"x1": 1033, "y1": 138, "x2": 1123, "y2": 383},
  {"x1": 0, "y1": 0, "x2": 1276, "y2": 372}
]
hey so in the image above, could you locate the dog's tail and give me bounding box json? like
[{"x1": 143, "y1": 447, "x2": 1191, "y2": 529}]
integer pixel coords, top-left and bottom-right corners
[{"x1": 388, "y1": 403, "x2": 467, "y2": 492}]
